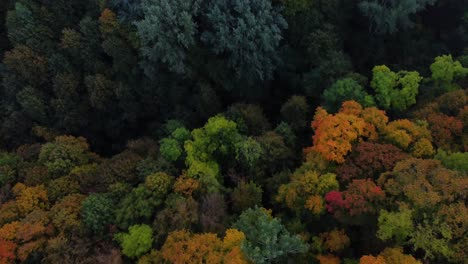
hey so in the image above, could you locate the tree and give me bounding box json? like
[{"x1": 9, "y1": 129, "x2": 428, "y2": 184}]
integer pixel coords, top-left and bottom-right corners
[
  {"x1": 153, "y1": 195, "x2": 199, "y2": 244},
  {"x1": 199, "y1": 193, "x2": 227, "y2": 234},
  {"x1": 115, "y1": 224, "x2": 153, "y2": 258},
  {"x1": 336, "y1": 142, "x2": 408, "y2": 183},
  {"x1": 160, "y1": 229, "x2": 248, "y2": 264},
  {"x1": 201, "y1": 0, "x2": 287, "y2": 84},
  {"x1": 234, "y1": 137, "x2": 264, "y2": 172},
  {"x1": 306, "y1": 102, "x2": 370, "y2": 163},
  {"x1": 136, "y1": 0, "x2": 201, "y2": 75},
  {"x1": 116, "y1": 172, "x2": 172, "y2": 228},
  {"x1": 318, "y1": 229, "x2": 350, "y2": 253},
  {"x1": 230, "y1": 181, "x2": 263, "y2": 214},
  {"x1": 322, "y1": 78, "x2": 375, "y2": 112},
  {"x1": 325, "y1": 179, "x2": 385, "y2": 222},
  {"x1": 0, "y1": 239, "x2": 16, "y2": 264},
  {"x1": 0, "y1": 152, "x2": 19, "y2": 187},
  {"x1": 82, "y1": 194, "x2": 115, "y2": 234},
  {"x1": 277, "y1": 170, "x2": 338, "y2": 215},
  {"x1": 12, "y1": 183, "x2": 48, "y2": 216},
  {"x1": 359, "y1": 255, "x2": 386, "y2": 264},
  {"x1": 233, "y1": 207, "x2": 308, "y2": 263},
  {"x1": 410, "y1": 217, "x2": 453, "y2": 260},
  {"x1": 430, "y1": 55, "x2": 468, "y2": 92},
  {"x1": 5, "y1": 2, "x2": 54, "y2": 52},
  {"x1": 377, "y1": 207, "x2": 414, "y2": 244},
  {"x1": 185, "y1": 116, "x2": 242, "y2": 192},
  {"x1": 280, "y1": 95, "x2": 310, "y2": 131},
  {"x1": 378, "y1": 158, "x2": 466, "y2": 210},
  {"x1": 370, "y1": 65, "x2": 422, "y2": 111},
  {"x1": 38, "y1": 136, "x2": 92, "y2": 177},
  {"x1": 49, "y1": 194, "x2": 85, "y2": 233},
  {"x1": 359, "y1": 0, "x2": 437, "y2": 34},
  {"x1": 109, "y1": 0, "x2": 143, "y2": 21},
  {"x1": 435, "y1": 149, "x2": 468, "y2": 173},
  {"x1": 378, "y1": 247, "x2": 421, "y2": 264},
  {"x1": 226, "y1": 104, "x2": 271, "y2": 136},
  {"x1": 384, "y1": 119, "x2": 434, "y2": 157}
]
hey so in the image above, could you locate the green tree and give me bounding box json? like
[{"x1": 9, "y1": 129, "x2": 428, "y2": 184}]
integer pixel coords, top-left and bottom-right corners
[
  {"x1": 370, "y1": 65, "x2": 422, "y2": 111},
  {"x1": 159, "y1": 127, "x2": 190, "y2": 162},
  {"x1": 136, "y1": 0, "x2": 201, "y2": 75},
  {"x1": 322, "y1": 78, "x2": 375, "y2": 112},
  {"x1": 430, "y1": 54, "x2": 468, "y2": 92},
  {"x1": 115, "y1": 224, "x2": 153, "y2": 258},
  {"x1": 116, "y1": 172, "x2": 172, "y2": 228},
  {"x1": 39, "y1": 136, "x2": 92, "y2": 177},
  {"x1": 81, "y1": 194, "x2": 114, "y2": 234},
  {"x1": 377, "y1": 207, "x2": 414, "y2": 244},
  {"x1": 434, "y1": 149, "x2": 468, "y2": 173},
  {"x1": 359, "y1": 0, "x2": 437, "y2": 34},
  {"x1": 410, "y1": 217, "x2": 453, "y2": 260},
  {"x1": 201, "y1": 0, "x2": 287, "y2": 84},
  {"x1": 235, "y1": 137, "x2": 264, "y2": 172},
  {"x1": 185, "y1": 116, "x2": 242, "y2": 192},
  {"x1": 233, "y1": 207, "x2": 308, "y2": 263}
]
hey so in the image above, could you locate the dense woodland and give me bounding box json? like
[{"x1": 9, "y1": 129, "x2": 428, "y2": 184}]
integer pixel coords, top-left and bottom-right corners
[{"x1": 0, "y1": 0, "x2": 467, "y2": 263}]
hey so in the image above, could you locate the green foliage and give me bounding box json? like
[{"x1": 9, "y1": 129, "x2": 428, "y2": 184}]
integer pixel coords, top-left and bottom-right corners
[
  {"x1": 410, "y1": 217, "x2": 453, "y2": 260},
  {"x1": 38, "y1": 136, "x2": 92, "y2": 177},
  {"x1": 159, "y1": 127, "x2": 191, "y2": 162},
  {"x1": 159, "y1": 138, "x2": 183, "y2": 162},
  {"x1": 115, "y1": 172, "x2": 172, "y2": 228},
  {"x1": 434, "y1": 149, "x2": 468, "y2": 173},
  {"x1": 377, "y1": 207, "x2": 414, "y2": 244},
  {"x1": 136, "y1": 0, "x2": 201, "y2": 75},
  {"x1": 430, "y1": 55, "x2": 468, "y2": 92},
  {"x1": 233, "y1": 207, "x2": 308, "y2": 263},
  {"x1": 82, "y1": 194, "x2": 114, "y2": 234},
  {"x1": 201, "y1": 0, "x2": 287, "y2": 83},
  {"x1": 185, "y1": 115, "x2": 242, "y2": 191},
  {"x1": 359, "y1": 0, "x2": 437, "y2": 34},
  {"x1": 322, "y1": 78, "x2": 375, "y2": 112},
  {"x1": 235, "y1": 137, "x2": 264, "y2": 171},
  {"x1": 115, "y1": 224, "x2": 153, "y2": 258},
  {"x1": 370, "y1": 65, "x2": 422, "y2": 111},
  {"x1": 0, "y1": 152, "x2": 19, "y2": 186}
]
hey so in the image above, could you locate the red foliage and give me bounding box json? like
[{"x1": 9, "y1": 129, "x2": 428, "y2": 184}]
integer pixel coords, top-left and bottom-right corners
[
  {"x1": 426, "y1": 113, "x2": 463, "y2": 150},
  {"x1": 0, "y1": 239, "x2": 16, "y2": 264},
  {"x1": 325, "y1": 179, "x2": 385, "y2": 220},
  {"x1": 336, "y1": 142, "x2": 408, "y2": 183}
]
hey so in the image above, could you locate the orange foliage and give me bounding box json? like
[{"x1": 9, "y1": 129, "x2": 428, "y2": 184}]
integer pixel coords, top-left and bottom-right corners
[
  {"x1": 0, "y1": 222, "x2": 21, "y2": 241},
  {"x1": 99, "y1": 9, "x2": 118, "y2": 34},
  {"x1": 160, "y1": 229, "x2": 247, "y2": 264},
  {"x1": 359, "y1": 255, "x2": 386, "y2": 264},
  {"x1": 0, "y1": 202, "x2": 19, "y2": 226},
  {"x1": 319, "y1": 229, "x2": 350, "y2": 253},
  {"x1": 12, "y1": 183, "x2": 48, "y2": 216},
  {"x1": 379, "y1": 248, "x2": 421, "y2": 264},
  {"x1": 316, "y1": 254, "x2": 341, "y2": 264},
  {"x1": 173, "y1": 176, "x2": 200, "y2": 196},
  {"x1": 0, "y1": 239, "x2": 16, "y2": 264},
  {"x1": 16, "y1": 239, "x2": 45, "y2": 262},
  {"x1": 305, "y1": 195, "x2": 324, "y2": 214},
  {"x1": 307, "y1": 101, "x2": 390, "y2": 164}
]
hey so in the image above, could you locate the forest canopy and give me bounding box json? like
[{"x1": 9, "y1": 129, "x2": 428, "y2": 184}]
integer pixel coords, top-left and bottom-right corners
[{"x1": 0, "y1": 0, "x2": 467, "y2": 263}]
